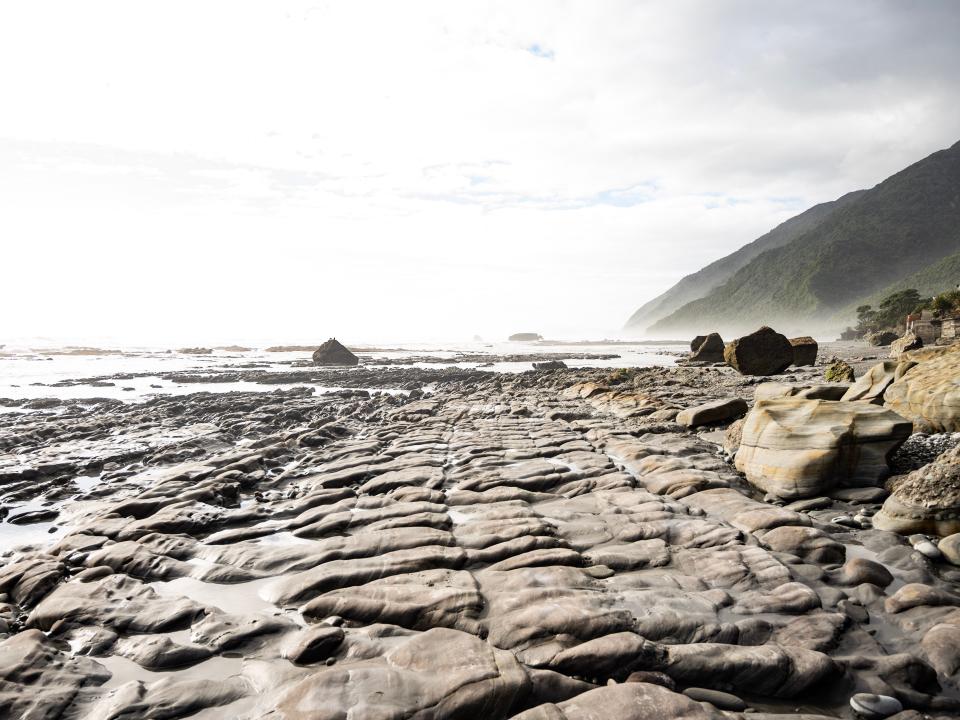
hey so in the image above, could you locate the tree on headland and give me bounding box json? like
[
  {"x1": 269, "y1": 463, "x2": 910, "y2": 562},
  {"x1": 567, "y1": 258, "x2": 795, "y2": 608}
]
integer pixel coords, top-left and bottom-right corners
[{"x1": 856, "y1": 288, "x2": 924, "y2": 332}]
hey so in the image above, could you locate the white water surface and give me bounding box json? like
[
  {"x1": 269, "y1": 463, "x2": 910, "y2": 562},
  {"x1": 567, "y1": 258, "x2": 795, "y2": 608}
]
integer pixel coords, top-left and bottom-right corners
[{"x1": 0, "y1": 341, "x2": 680, "y2": 403}]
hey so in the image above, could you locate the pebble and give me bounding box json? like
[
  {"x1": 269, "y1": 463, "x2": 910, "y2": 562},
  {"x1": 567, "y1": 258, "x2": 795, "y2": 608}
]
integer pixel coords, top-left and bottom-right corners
[
  {"x1": 913, "y1": 540, "x2": 942, "y2": 559},
  {"x1": 939, "y1": 533, "x2": 960, "y2": 566},
  {"x1": 850, "y1": 692, "x2": 903, "y2": 718}
]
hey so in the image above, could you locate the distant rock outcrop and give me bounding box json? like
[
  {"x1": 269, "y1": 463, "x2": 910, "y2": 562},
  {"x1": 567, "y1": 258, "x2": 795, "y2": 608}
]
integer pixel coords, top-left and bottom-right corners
[
  {"x1": 723, "y1": 327, "x2": 793, "y2": 376},
  {"x1": 312, "y1": 338, "x2": 359, "y2": 366},
  {"x1": 865, "y1": 331, "x2": 898, "y2": 347},
  {"x1": 509, "y1": 333, "x2": 543, "y2": 342},
  {"x1": 533, "y1": 360, "x2": 567, "y2": 371}
]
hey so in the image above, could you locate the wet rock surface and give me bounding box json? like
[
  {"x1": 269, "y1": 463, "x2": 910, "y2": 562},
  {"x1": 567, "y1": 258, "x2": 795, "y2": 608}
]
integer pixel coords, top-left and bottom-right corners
[{"x1": 3, "y1": 349, "x2": 960, "y2": 719}]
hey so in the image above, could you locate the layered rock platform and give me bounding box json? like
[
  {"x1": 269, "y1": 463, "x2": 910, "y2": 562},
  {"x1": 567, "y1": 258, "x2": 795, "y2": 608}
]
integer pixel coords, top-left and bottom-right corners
[{"x1": 2, "y1": 357, "x2": 960, "y2": 719}]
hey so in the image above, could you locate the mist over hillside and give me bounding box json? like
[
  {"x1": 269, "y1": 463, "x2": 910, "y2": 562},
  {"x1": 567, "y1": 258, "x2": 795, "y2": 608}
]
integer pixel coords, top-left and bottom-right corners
[{"x1": 626, "y1": 140, "x2": 960, "y2": 339}]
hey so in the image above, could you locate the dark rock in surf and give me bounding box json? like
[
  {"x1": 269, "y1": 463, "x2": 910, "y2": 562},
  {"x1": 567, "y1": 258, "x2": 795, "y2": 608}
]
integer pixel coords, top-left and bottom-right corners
[
  {"x1": 312, "y1": 338, "x2": 359, "y2": 367},
  {"x1": 533, "y1": 360, "x2": 567, "y2": 371}
]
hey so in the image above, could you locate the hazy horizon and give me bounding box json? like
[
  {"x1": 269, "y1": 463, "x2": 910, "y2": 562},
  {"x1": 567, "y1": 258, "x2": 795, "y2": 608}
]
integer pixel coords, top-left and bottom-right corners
[{"x1": 3, "y1": 1, "x2": 960, "y2": 344}]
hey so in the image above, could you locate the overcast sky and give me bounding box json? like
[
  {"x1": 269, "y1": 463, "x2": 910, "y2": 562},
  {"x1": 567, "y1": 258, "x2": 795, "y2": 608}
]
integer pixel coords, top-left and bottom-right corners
[{"x1": 2, "y1": 1, "x2": 959, "y2": 344}]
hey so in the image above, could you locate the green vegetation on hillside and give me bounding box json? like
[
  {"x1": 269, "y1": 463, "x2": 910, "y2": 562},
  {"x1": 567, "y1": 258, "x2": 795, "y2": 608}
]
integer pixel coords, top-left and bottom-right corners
[
  {"x1": 623, "y1": 192, "x2": 863, "y2": 330},
  {"x1": 851, "y1": 250, "x2": 960, "y2": 312},
  {"x1": 856, "y1": 284, "x2": 960, "y2": 334},
  {"x1": 645, "y1": 140, "x2": 960, "y2": 336},
  {"x1": 855, "y1": 289, "x2": 923, "y2": 333}
]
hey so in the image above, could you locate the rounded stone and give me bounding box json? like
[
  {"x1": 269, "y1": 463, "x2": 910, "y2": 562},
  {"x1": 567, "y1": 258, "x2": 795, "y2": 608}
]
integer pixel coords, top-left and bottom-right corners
[
  {"x1": 850, "y1": 692, "x2": 903, "y2": 718},
  {"x1": 913, "y1": 540, "x2": 941, "y2": 559},
  {"x1": 938, "y1": 533, "x2": 960, "y2": 566}
]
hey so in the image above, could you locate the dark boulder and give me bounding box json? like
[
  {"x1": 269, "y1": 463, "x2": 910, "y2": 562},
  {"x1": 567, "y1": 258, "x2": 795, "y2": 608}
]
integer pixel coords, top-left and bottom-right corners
[
  {"x1": 724, "y1": 327, "x2": 794, "y2": 376},
  {"x1": 312, "y1": 338, "x2": 359, "y2": 366},
  {"x1": 533, "y1": 360, "x2": 567, "y2": 371},
  {"x1": 690, "y1": 333, "x2": 725, "y2": 363},
  {"x1": 789, "y1": 337, "x2": 818, "y2": 366}
]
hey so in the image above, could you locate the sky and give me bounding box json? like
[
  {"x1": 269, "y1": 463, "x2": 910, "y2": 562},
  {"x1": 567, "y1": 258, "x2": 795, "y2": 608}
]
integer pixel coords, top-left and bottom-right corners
[{"x1": 2, "y1": 1, "x2": 959, "y2": 345}]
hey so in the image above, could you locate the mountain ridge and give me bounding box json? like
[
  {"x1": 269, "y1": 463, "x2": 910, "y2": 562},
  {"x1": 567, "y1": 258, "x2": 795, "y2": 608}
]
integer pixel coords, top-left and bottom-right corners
[
  {"x1": 623, "y1": 191, "x2": 865, "y2": 331},
  {"x1": 628, "y1": 140, "x2": 960, "y2": 337}
]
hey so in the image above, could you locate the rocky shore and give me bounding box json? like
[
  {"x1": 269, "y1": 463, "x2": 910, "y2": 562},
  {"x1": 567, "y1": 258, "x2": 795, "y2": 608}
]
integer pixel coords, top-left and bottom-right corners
[{"x1": 2, "y1": 344, "x2": 960, "y2": 719}]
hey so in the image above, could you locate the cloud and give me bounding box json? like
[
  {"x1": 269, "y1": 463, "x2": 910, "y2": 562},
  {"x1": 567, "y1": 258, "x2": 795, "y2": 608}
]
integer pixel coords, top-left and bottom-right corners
[
  {"x1": 0, "y1": 0, "x2": 958, "y2": 342},
  {"x1": 526, "y1": 44, "x2": 555, "y2": 60}
]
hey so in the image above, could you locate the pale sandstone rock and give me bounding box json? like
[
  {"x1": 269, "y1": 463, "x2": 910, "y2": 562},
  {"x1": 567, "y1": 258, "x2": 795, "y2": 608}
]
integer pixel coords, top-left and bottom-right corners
[
  {"x1": 754, "y1": 383, "x2": 849, "y2": 402},
  {"x1": 675, "y1": 398, "x2": 747, "y2": 428},
  {"x1": 884, "y1": 350, "x2": 960, "y2": 433},
  {"x1": 884, "y1": 583, "x2": 960, "y2": 614},
  {"x1": 890, "y1": 332, "x2": 923, "y2": 359},
  {"x1": 265, "y1": 627, "x2": 563, "y2": 719},
  {"x1": 663, "y1": 642, "x2": 836, "y2": 697},
  {"x1": 734, "y1": 398, "x2": 911, "y2": 499},
  {"x1": 841, "y1": 360, "x2": 915, "y2": 404},
  {"x1": 758, "y1": 525, "x2": 846, "y2": 564}
]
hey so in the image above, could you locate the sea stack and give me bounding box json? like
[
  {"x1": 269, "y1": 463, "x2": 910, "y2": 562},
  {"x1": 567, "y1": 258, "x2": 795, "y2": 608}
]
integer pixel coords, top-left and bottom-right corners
[{"x1": 312, "y1": 338, "x2": 359, "y2": 366}]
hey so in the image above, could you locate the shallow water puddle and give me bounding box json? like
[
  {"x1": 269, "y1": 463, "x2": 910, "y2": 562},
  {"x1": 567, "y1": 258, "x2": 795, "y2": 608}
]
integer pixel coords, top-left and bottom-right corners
[
  {"x1": 97, "y1": 653, "x2": 245, "y2": 689},
  {"x1": 0, "y1": 520, "x2": 64, "y2": 552},
  {"x1": 254, "y1": 531, "x2": 320, "y2": 546},
  {"x1": 149, "y1": 576, "x2": 277, "y2": 615}
]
